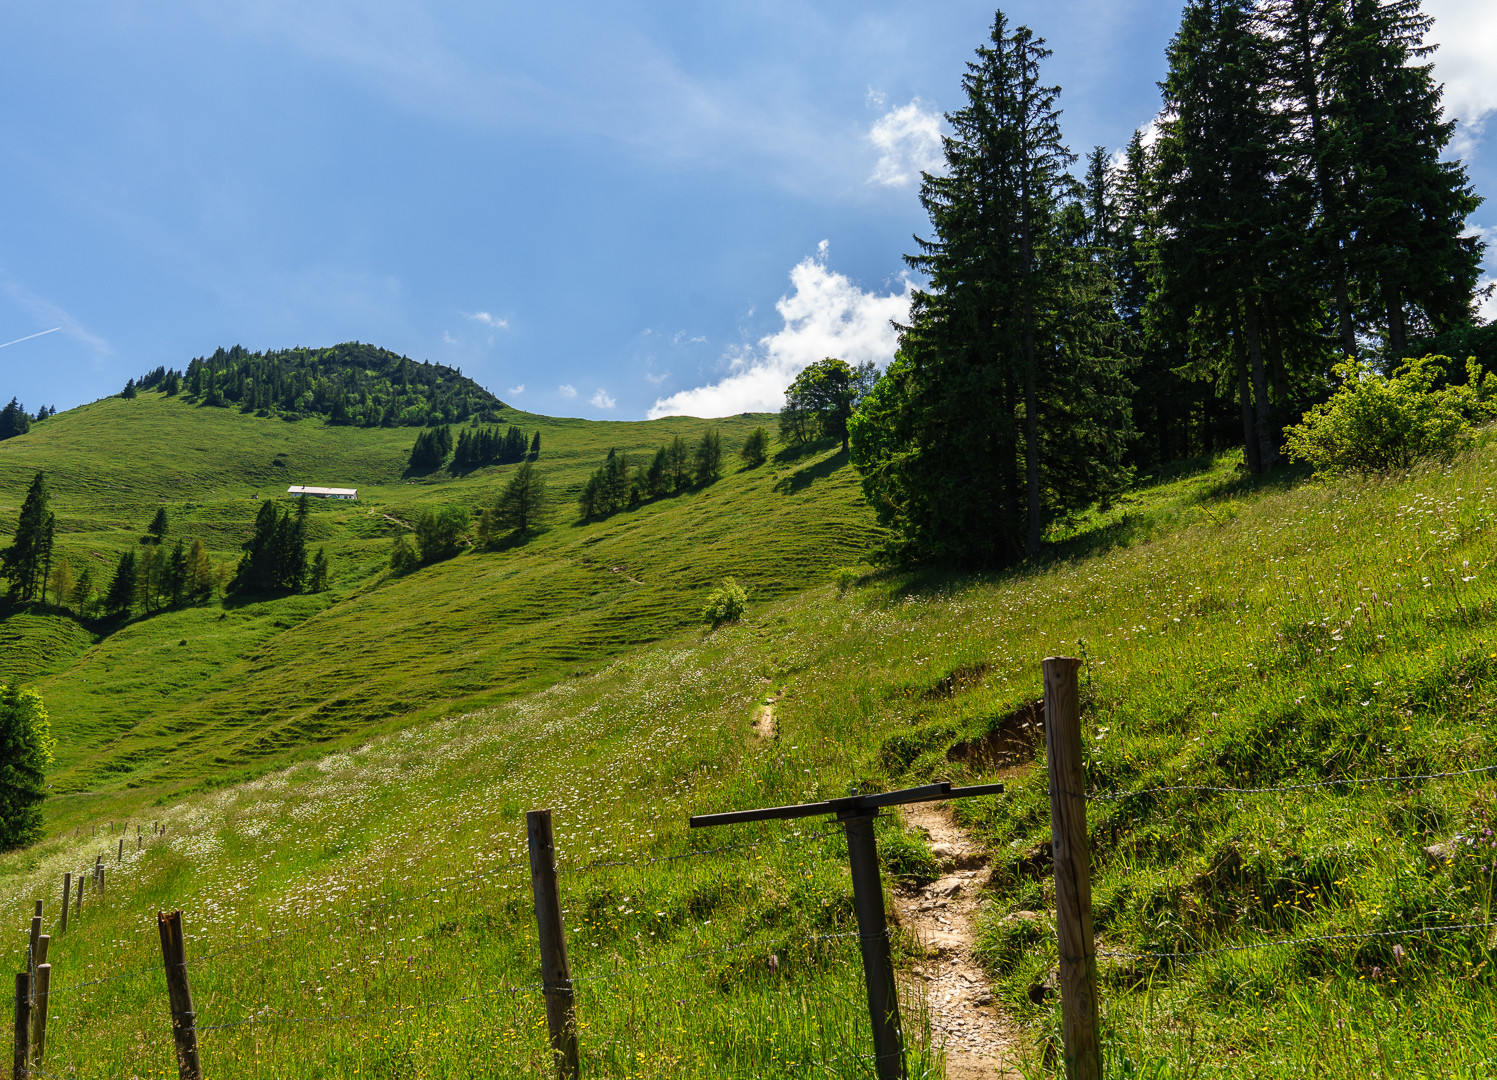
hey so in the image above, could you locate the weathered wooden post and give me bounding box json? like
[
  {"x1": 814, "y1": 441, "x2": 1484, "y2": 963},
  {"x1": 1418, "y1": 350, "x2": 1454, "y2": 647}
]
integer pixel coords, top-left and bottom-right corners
[
  {"x1": 841, "y1": 809, "x2": 904, "y2": 1080},
  {"x1": 118, "y1": 838, "x2": 125, "y2": 864},
  {"x1": 27, "y1": 939, "x2": 46, "y2": 1055},
  {"x1": 12, "y1": 972, "x2": 29, "y2": 1080},
  {"x1": 1043, "y1": 656, "x2": 1101, "y2": 1080},
  {"x1": 29, "y1": 965, "x2": 47, "y2": 1067},
  {"x1": 74, "y1": 875, "x2": 83, "y2": 919},
  {"x1": 526, "y1": 810, "x2": 579, "y2": 1080},
  {"x1": 157, "y1": 911, "x2": 202, "y2": 1080},
  {"x1": 59, "y1": 876, "x2": 70, "y2": 936}
]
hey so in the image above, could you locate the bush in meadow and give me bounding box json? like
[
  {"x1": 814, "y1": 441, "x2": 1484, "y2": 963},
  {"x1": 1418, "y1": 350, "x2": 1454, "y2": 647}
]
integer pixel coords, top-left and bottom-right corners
[
  {"x1": 700, "y1": 576, "x2": 747, "y2": 628},
  {"x1": 1284, "y1": 354, "x2": 1496, "y2": 474},
  {"x1": 0, "y1": 683, "x2": 54, "y2": 851}
]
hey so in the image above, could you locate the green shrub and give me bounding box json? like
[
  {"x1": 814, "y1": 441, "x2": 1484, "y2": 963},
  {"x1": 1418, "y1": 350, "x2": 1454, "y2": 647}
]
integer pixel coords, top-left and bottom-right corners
[
  {"x1": 832, "y1": 566, "x2": 858, "y2": 594},
  {"x1": 700, "y1": 576, "x2": 748, "y2": 628},
  {"x1": 0, "y1": 683, "x2": 54, "y2": 851},
  {"x1": 1283, "y1": 354, "x2": 1497, "y2": 474}
]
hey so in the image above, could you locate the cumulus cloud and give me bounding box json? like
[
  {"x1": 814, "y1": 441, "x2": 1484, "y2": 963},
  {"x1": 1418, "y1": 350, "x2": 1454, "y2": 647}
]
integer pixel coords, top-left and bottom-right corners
[
  {"x1": 868, "y1": 99, "x2": 944, "y2": 188},
  {"x1": 467, "y1": 311, "x2": 509, "y2": 329},
  {"x1": 1427, "y1": 1, "x2": 1497, "y2": 154},
  {"x1": 647, "y1": 244, "x2": 911, "y2": 419},
  {"x1": 506, "y1": 383, "x2": 525, "y2": 395},
  {"x1": 589, "y1": 389, "x2": 617, "y2": 409},
  {"x1": 558, "y1": 383, "x2": 578, "y2": 399}
]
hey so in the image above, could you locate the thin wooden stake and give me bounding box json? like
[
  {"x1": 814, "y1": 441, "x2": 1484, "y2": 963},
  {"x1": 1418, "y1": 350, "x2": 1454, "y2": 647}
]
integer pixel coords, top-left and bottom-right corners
[
  {"x1": 59, "y1": 877, "x2": 70, "y2": 936},
  {"x1": 157, "y1": 911, "x2": 202, "y2": 1080},
  {"x1": 843, "y1": 811, "x2": 905, "y2": 1080},
  {"x1": 28, "y1": 966, "x2": 47, "y2": 1067},
  {"x1": 118, "y1": 838, "x2": 124, "y2": 864},
  {"x1": 12, "y1": 972, "x2": 28, "y2": 1080},
  {"x1": 74, "y1": 876, "x2": 83, "y2": 920},
  {"x1": 1043, "y1": 656, "x2": 1101, "y2": 1080},
  {"x1": 527, "y1": 810, "x2": 578, "y2": 1080}
]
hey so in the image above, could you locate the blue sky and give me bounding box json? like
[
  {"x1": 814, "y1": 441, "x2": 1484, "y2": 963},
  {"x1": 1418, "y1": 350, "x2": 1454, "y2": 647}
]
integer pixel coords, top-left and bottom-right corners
[{"x1": 3, "y1": 1, "x2": 1494, "y2": 420}]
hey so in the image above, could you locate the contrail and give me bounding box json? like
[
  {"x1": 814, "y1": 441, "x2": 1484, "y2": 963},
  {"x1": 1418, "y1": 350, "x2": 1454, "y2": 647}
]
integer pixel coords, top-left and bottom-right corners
[{"x1": 0, "y1": 327, "x2": 62, "y2": 350}]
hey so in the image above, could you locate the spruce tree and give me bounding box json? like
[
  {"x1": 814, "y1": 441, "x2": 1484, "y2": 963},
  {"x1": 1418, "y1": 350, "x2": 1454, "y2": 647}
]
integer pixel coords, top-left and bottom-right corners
[
  {"x1": 0, "y1": 398, "x2": 29, "y2": 441},
  {"x1": 529, "y1": 431, "x2": 541, "y2": 460},
  {"x1": 147, "y1": 507, "x2": 169, "y2": 542},
  {"x1": 71, "y1": 565, "x2": 95, "y2": 617},
  {"x1": 104, "y1": 550, "x2": 137, "y2": 615},
  {"x1": 308, "y1": 548, "x2": 329, "y2": 592},
  {"x1": 646, "y1": 447, "x2": 670, "y2": 496},
  {"x1": 492, "y1": 462, "x2": 549, "y2": 534},
  {"x1": 1335, "y1": 0, "x2": 1484, "y2": 353},
  {"x1": 851, "y1": 12, "x2": 1130, "y2": 564},
  {"x1": 1151, "y1": 0, "x2": 1299, "y2": 472},
  {"x1": 165, "y1": 539, "x2": 188, "y2": 607},
  {"x1": 1, "y1": 473, "x2": 54, "y2": 603}
]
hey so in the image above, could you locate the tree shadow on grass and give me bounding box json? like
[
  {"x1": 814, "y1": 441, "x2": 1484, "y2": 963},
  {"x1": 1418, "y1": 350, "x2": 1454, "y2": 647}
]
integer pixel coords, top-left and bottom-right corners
[{"x1": 773, "y1": 448, "x2": 849, "y2": 494}]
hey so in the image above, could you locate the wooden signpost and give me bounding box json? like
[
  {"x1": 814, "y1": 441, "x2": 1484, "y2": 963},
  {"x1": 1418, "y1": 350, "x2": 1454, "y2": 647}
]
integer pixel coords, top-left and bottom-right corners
[{"x1": 690, "y1": 778, "x2": 1005, "y2": 1080}]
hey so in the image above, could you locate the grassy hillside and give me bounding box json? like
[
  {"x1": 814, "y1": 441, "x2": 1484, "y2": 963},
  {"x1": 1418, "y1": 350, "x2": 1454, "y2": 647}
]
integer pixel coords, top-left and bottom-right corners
[
  {"x1": 0, "y1": 390, "x2": 880, "y2": 820},
  {"x1": 2, "y1": 386, "x2": 1495, "y2": 1077}
]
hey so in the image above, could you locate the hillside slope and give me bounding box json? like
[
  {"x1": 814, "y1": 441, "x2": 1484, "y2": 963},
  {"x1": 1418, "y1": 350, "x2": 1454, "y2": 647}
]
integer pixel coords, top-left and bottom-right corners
[
  {"x1": 0, "y1": 390, "x2": 880, "y2": 817},
  {"x1": 1, "y1": 437, "x2": 1494, "y2": 1078}
]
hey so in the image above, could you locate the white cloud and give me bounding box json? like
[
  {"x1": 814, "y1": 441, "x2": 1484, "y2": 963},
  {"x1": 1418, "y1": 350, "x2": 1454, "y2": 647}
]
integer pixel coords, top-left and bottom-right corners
[
  {"x1": 558, "y1": 383, "x2": 577, "y2": 399},
  {"x1": 645, "y1": 371, "x2": 670, "y2": 385},
  {"x1": 868, "y1": 99, "x2": 945, "y2": 188},
  {"x1": 866, "y1": 86, "x2": 888, "y2": 109},
  {"x1": 671, "y1": 330, "x2": 706, "y2": 346},
  {"x1": 589, "y1": 389, "x2": 616, "y2": 409},
  {"x1": 467, "y1": 311, "x2": 509, "y2": 329},
  {"x1": 506, "y1": 383, "x2": 525, "y2": 395},
  {"x1": 1427, "y1": 1, "x2": 1497, "y2": 154},
  {"x1": 442, "y1": 330, "x2": 459, "y2": 345},
  {"x1": 647, "y1": 244, "x2": 911, "y2": 419}
]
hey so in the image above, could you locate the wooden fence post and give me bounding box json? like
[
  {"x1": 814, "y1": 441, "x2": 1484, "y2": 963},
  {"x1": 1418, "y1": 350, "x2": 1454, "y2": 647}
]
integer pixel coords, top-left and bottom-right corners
[
  {"x1": 74, "y1": 875, "x2": 83, "y2": 920},
  {"x1": 27, "y1": 940, "x2": 46, "y2": 1055},
  {"x1": 842, "y1": 810, "x2": 905, "y2": 1080},
  {"x1": 118, "y1": 838, "x2": 124, "y2": 864},
  {"x1": 157, "y1": 911, "x2": 202, "y2": 1080},
  {"x1": 12, "y1": 972, "x2": 29, "y2": 1080},
  {"x1": 59, "y1": 876, "x2": 70, "y2": 936},
  {"x1": 526, "y1": 810, "x2": 579, "y2": 1080},
  {"x1": 1043, "y1": 656, "x2": 1101, "y2": 1080},
  {"x1": 28, "y1": 965, "x2": 47, "y2": 1068}
]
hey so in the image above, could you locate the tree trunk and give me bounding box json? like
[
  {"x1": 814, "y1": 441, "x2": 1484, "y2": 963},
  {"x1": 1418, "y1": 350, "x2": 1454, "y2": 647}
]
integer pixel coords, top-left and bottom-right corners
[
  {"x1": 1231, "y1": 304, "x2": 1262, "y2": 474},
  {"x1": 1385, "y1": 279, "x2": 1407, "y2": 357},
  {"x1": 1244, "y1": 295, "x2": 1279, "y2": 469}
]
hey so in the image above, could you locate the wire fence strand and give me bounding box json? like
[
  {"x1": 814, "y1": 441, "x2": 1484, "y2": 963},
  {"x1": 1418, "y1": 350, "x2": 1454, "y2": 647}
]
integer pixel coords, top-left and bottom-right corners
[
  {"x1": 557, "y1": 827, "x2": 843, "y2": 874},
  {"x1": 1097, "y1": 919, "x2": 1497, "y2": 960},
  {"x1": 1087, "y1": 762, "x2": 1497, "y2": 802}
]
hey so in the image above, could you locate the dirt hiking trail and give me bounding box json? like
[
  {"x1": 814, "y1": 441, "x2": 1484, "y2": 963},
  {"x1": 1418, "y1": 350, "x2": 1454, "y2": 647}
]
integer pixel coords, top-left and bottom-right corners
[{"x1": 895, "y1": 802, "x2": 1021, "y2": 1079}]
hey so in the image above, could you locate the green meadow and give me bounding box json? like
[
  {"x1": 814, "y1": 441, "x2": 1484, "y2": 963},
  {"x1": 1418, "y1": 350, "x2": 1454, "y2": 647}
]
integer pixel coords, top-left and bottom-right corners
[{"x1": 0, "y1": 392, "x2": 1495, "y2": 1077}]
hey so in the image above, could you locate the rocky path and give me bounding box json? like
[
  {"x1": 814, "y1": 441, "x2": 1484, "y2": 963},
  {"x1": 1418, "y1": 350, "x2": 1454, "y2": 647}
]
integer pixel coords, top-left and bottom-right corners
[{"x1": 894, "y1": 802, "x2": 1019, "y2": 1079}]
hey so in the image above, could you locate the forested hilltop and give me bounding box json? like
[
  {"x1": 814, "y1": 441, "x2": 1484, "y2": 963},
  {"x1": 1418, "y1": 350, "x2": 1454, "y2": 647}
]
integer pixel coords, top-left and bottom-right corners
[{"x1": 124, "y1": 341, "x2": 504, "y2": 427}]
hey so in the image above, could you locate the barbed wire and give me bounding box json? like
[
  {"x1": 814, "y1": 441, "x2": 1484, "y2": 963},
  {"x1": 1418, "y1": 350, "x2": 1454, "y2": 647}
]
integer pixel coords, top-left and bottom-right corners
[
  {"x1": 557, "y1": 828, "x2": 843, "y2": 874},
  {"x1": 1096, "y1": 919, "x2": 1497, "y2": 960},
  {"x1": 47, "y1": 958, "x2": 165, "y2": 997},
  {"x1": 1087, "y1": 762, "x2": 1497, "y2": 803}
]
